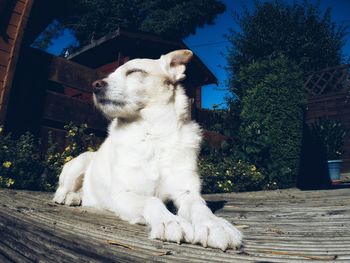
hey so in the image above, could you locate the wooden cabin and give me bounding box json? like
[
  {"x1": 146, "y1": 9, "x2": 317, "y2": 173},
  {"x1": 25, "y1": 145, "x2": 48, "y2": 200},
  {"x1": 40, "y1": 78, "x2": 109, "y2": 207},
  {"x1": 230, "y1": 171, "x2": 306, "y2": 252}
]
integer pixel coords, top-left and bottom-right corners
[
  {"x1": 0, "y1": 0, "x2": 217, "y2": 143},
  {"x1": 64, "y1": 27, "x2": 217, "y2": 117},
  {"x1": 0, "y1": 0, "x2": 63, "y2": 125}
]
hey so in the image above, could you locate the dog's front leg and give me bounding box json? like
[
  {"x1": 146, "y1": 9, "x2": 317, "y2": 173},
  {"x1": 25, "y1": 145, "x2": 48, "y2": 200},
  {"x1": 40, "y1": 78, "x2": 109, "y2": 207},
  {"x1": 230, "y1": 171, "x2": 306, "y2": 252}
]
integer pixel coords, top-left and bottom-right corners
[
  {"x1": 111, "y1": 192, "x2": 193, "y2": 244},
  {"x1": 53, "y1": 151, "x2": 95, "y2": 206},
  {"x1": 174, "y1": 192, "x2": 242, "y2": 251}
]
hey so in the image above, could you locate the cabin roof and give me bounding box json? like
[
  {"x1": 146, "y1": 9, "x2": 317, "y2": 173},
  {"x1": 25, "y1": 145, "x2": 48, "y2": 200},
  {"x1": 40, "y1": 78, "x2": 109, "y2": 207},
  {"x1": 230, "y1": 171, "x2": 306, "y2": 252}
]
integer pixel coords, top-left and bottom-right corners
[{"x1": 68, "y1": 27, "x2": 217, "y2": 86}]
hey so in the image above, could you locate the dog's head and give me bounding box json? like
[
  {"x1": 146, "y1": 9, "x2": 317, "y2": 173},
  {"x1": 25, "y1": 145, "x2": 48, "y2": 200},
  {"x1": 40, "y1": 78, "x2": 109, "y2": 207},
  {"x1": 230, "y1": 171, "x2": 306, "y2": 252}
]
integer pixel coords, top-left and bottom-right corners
[{"x1": 92, "y1": 49, "x2": 193, "y2": 119}]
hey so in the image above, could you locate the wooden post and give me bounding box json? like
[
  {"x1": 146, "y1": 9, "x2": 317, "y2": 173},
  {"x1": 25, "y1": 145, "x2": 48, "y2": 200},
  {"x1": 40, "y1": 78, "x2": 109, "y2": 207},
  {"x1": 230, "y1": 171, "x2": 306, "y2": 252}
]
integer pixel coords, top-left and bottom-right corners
[{"x1": 0, "y1": 0, "x2": 35, "y2": 126}]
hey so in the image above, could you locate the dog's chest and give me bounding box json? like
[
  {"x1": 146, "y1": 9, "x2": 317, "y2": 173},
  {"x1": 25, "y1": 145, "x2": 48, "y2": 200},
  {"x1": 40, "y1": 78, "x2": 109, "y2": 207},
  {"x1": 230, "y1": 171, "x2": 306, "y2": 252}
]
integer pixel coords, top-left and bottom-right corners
[{"x1": 109, "y1": 125, "x2": 179, "y2": 193}]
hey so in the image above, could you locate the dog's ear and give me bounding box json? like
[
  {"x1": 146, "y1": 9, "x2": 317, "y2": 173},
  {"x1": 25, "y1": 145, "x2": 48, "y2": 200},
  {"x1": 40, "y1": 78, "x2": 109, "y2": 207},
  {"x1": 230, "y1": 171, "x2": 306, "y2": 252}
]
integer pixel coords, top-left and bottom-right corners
[{"x1": 160, "y1": 50, "x2": 193, "y2": 82}]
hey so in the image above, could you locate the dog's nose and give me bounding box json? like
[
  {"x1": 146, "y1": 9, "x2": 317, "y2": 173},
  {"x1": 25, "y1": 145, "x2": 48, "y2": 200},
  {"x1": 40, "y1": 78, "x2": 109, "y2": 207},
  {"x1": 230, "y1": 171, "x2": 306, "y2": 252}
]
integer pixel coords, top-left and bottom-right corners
[{"x1": 92, "y1": 80, "x2": 107, "y2": 93}]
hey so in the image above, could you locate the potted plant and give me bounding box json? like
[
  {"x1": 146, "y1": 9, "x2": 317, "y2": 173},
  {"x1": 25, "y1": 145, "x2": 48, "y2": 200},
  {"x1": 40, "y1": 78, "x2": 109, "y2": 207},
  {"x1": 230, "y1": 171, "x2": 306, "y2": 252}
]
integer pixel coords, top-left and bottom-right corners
[{"x1": 310, "y1": 119, "x2": 347, "y2": 181}]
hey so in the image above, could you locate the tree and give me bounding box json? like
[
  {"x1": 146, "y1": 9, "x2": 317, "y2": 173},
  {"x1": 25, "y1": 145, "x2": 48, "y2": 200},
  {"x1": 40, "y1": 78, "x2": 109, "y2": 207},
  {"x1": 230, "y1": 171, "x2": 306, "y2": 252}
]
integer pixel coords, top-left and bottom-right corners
[
  {"x1": 33, "y1": 0, "x2": 226, "y2": 49},
  {"x1": 226, "y1": 0, "x2": 348, "y2": 99}
]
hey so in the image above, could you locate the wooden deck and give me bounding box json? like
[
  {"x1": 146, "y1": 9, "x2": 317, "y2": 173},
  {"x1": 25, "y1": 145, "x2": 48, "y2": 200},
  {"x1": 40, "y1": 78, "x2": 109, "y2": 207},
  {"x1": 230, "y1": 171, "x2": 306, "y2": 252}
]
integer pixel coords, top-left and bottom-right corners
[{"x1": 0, "y1": 188, "x2": 349, "y2": 262}]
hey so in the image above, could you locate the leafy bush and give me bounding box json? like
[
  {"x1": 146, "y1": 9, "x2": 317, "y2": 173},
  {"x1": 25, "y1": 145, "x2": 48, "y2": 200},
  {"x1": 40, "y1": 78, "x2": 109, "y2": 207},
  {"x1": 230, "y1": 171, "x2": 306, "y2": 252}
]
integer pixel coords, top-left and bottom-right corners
[
  {"x1": 309, "y1": 119, "x2": 347, "y2": 160},
  {"x1": 199, "y1": 139, "x2": 267, "y2": 193},
  {"x1": 199, "y1": 153, "x2": 266, "y2": 194},
  {"x1": 44, "y1": 123, "x2": 99, "y2": 187},
  {"x1": 197, "y1": 106, "x2": 270, "y2": 193},
  {"x1": 197, "y1": 108, "x2": 239, "y2": 138},
  {"x1": 1, "y1": 121, "x2": 271, "y2": 193},
  {"x1": 238, "y1": 55, "x2": 306, "y2": 188},
  {"x1": 0, "y1": 124, "x2": 98, "y2": 191},
  {"x1": 0, "y1": 129, "x2": 45, "y2": 190}
]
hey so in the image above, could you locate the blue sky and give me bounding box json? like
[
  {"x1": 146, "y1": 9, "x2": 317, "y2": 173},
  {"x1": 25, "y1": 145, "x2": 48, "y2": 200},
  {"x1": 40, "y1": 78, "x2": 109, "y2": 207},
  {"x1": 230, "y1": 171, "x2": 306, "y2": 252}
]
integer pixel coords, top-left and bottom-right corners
[{"x1": 46, "y1": 0, "x2": 350, "y2": 109}]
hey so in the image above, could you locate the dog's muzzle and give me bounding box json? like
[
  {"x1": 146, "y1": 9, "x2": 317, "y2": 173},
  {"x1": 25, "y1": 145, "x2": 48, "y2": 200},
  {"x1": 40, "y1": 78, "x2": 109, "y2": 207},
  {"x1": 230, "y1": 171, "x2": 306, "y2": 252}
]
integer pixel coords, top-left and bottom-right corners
[{"x1": 92, "y1": 79, "x2": 107, "y2": 95}]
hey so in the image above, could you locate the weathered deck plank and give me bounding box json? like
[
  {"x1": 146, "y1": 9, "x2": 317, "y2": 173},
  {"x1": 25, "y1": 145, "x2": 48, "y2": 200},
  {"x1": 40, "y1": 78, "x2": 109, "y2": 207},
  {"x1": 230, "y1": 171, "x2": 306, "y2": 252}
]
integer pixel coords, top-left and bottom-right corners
[{"x1": 0, "y1": 188, "x2": 349, "y2": 262}]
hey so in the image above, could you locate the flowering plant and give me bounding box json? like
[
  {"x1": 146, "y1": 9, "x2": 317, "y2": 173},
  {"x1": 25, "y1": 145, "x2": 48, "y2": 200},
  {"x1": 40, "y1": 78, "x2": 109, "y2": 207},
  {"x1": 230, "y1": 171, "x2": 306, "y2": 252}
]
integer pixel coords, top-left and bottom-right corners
[
  {"x1": 199, "y1": 155, "x2": 266, "y2": 193},
  {"x1": 0, "y1": 123, "x2": 99, "y2": 191},
  {"x1": 0, "y1": 129, "x2": 44, "y2": 189},
  {"x1": 43, "y1": 123, "x2": 99, "y2": 190}
]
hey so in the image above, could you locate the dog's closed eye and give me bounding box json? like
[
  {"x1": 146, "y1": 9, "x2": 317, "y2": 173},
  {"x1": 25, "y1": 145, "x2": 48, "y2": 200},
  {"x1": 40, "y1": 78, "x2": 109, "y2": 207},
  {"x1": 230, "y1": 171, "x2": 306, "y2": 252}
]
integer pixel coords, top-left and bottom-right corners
[{"x1": 126, "y1": 69, "x2": 147, "y2": 76}]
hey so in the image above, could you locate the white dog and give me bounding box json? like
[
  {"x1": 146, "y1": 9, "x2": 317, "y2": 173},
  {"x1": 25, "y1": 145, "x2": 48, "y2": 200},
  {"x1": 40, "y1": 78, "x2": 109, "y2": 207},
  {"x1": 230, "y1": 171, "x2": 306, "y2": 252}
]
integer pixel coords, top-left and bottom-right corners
[{"x1": 53, "y1": 50, "x2": 242, "y2": 250}]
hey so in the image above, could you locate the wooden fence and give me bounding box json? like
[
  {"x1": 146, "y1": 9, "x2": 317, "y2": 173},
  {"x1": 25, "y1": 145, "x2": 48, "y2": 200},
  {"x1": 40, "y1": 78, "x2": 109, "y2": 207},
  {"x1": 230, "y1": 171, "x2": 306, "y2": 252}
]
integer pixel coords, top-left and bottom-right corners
[
  {"x1": 305, "y1": 64, "x2": 350, "y2": 173},
  {"x1": 304, "y1": 64, "x2": 350, "y2": 97}
]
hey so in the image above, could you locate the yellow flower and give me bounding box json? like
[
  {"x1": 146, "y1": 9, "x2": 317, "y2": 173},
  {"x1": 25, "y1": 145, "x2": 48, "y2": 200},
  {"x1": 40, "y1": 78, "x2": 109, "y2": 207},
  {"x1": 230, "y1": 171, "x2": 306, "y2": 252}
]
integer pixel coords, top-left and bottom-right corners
[
  {"x1": 65, "y1": 146, "x2": 71, "y2": 152},
  {"x1": 68, "y1": 130, "x2": 76, "y2": 136},
  {"x1": 2, "y1": 161, "x2": 12, "y2": 168},
  {"x1": 0, "y1": 127, "x2": 3, "y2": 134},
  {"x1": 87, "y1": 147, "x2": 94, "y2": 152},
  {"x1": 47, "y1": 154, "x2": 53, "y2": 161},
  {"x1": 251, "y1": 165, "x2": 256, "y2": 172},
  {"x1": 64, "y1": 156, "x2": 73, "y2": 163},
  {"x1": 5, "y1": 178, "x2": 15, "y2": 187}
]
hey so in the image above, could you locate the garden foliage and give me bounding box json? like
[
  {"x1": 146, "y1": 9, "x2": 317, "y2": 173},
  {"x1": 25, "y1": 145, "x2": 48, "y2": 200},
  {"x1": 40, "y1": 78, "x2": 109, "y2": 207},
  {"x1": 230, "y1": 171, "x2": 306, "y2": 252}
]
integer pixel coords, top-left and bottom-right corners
[
  {"x1": 0, "y1": 122, "x2": 267, "y2": 193},
  {"x1": 0, "y1": 124, "x2": 97, "y2": 191},
  {"x1": 238, "y1": 55, "x2": 306, "y2": 188},
  {"x1": 309, "y1": 119, "x2": 347, "y2": 160},
  {"x1": 221, "y1": 0, "x2": 347, "y2": 190},
  {"x1": 199, "y1": 143, "x2": 266, "y2": 193},
  {"x1": 0, "y1": 130, "x2": 44, "y2": 189}
]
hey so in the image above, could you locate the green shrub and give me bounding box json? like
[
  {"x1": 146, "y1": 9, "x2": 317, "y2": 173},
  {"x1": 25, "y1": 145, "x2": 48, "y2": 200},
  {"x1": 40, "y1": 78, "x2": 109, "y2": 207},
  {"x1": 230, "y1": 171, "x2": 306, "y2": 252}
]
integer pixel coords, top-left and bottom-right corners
[
  {"x1": 309, "y1": 119, "x2": 347, "y2": 160},
  {"x1": 1, "y1": 121, "x2": 270, "y2": 193},
  {"x1": 199, "y1": 154, "x2": 266, "y2": 194},
  {"x1": 0, "y1": 130, "x2": 45, "y2": 190},
  {"x1": 199, "y1": 140, "x2": 267, "y2": 193},
  {"x1": 197, "y1": 108, "x2": 239, "y2": 138},
  {"x1": 0, "y1": 123, "x2": 98, "y2": 191},
  {"x1": 238, "y1": 55, "x2": 306, "y2": 188},
  {"x1": 44, "y1": 123, "x2": 99, "y2": 189}
]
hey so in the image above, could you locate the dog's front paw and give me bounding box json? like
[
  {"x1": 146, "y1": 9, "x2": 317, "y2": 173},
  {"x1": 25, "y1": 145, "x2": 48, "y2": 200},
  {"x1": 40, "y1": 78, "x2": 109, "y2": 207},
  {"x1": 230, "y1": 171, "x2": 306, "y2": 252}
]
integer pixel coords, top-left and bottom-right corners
[
  {"x1": 149, "y1": 216, "x2": 193, "y2": 244},
  {"x1": 193, "y1": 216, "x2": 242, "y2": 251},
  {"x1": 64, "y1": 192, "x2": 82, "y2": 206},
  {"x1": 53, "y1": 187, "x2": 67, "y2": 204},
  {"x1": 53, "y1": 188, "x2": 81, "y2": 206}
]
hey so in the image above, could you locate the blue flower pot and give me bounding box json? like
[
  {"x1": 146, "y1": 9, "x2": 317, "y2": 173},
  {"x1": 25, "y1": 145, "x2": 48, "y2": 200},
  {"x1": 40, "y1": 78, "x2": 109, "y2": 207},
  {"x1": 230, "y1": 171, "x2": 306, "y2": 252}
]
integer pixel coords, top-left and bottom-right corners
[{"x1": 327, "y1": 160, "x2": 342, "y2": 181}]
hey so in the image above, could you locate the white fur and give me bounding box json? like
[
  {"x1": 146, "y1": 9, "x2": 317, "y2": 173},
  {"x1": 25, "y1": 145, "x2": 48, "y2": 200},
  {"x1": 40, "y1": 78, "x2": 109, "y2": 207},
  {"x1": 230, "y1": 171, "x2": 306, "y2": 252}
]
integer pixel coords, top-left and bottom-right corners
[{"x1": 53, "y1": 50, "x2": 242, "y2": 250}]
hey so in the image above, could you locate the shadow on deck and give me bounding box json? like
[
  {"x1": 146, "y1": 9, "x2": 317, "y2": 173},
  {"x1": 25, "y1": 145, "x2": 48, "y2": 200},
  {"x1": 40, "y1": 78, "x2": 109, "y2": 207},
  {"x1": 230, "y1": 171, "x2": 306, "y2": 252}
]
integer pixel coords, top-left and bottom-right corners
[{"x1": 0, "y1": 188, "x2": 349, "y2": 262}]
